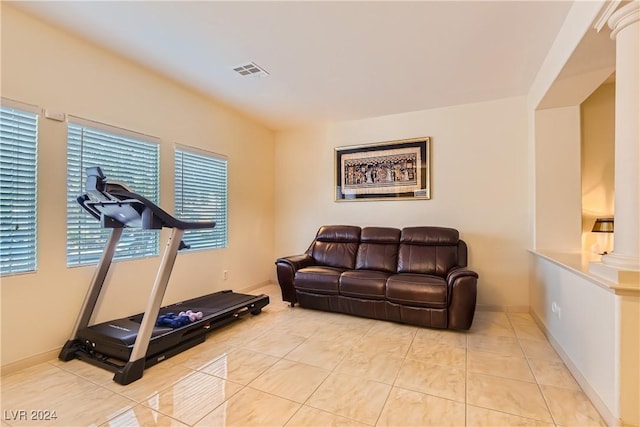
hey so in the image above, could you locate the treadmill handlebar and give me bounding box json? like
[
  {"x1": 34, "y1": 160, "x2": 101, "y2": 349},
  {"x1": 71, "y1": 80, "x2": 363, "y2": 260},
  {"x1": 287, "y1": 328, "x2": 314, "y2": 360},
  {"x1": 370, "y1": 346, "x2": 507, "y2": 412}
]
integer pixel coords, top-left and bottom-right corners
[{"x1": 79, "y1": 167, "x2": 216, "y2": 231}]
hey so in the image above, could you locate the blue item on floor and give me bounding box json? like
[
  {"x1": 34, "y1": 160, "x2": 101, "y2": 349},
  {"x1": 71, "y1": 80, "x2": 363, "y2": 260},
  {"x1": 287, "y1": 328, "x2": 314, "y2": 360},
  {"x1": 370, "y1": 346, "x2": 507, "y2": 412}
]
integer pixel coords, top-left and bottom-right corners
[{"x1": 156, "y1": 313, "x2": 191, "y2": 328}]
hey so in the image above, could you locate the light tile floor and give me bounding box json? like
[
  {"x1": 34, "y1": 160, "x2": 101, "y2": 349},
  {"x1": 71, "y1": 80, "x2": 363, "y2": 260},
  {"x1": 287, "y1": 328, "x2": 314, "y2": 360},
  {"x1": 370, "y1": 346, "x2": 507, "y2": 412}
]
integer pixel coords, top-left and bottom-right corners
[{"x1": 1, "y1": 284, "x2": 606, "y2": 426}]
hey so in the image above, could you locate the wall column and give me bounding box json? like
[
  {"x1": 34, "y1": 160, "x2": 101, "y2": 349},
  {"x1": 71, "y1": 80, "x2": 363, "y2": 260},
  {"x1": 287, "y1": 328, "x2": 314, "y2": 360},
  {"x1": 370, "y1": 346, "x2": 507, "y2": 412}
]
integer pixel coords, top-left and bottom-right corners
[
  {"x1": 602, "y1": 1, "x2": 640, "y2": 272},
  {"x1": 589, "y1": 3, "x2": 640, "y2": 426}
]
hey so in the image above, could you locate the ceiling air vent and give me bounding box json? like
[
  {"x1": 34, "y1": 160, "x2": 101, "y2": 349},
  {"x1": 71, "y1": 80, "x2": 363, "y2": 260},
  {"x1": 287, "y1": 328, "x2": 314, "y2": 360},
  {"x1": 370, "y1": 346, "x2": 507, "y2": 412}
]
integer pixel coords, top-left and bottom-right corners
[{"x1": 232, "y1": 62, "x2": 269, "y2": 78}]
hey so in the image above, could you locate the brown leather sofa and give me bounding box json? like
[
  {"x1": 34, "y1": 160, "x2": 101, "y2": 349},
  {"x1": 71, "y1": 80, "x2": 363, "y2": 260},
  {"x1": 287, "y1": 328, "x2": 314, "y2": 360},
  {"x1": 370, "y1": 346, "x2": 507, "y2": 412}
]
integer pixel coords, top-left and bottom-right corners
[{"x1": 275, "y1": 225, "x2": 478, "y2": 330}]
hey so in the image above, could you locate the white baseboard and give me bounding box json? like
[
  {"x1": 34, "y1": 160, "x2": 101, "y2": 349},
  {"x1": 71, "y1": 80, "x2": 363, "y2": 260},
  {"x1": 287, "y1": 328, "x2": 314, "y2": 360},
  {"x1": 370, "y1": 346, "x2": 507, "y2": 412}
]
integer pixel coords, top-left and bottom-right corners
[
  {"x1": 529, "y1": 311, "x2": 622, "y2": 427},
  {"x1": 239, "y1": 280, "x2": 275, "y2": 293}
]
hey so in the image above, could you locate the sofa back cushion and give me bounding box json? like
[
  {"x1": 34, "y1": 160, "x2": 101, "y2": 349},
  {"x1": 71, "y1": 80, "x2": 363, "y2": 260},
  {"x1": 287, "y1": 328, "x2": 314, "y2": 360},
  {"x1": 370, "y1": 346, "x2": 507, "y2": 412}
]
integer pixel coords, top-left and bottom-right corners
[
  {"x1": 397, "y1": 227, "x2": 461, "y2": 276},
  {"x1": 355, "y1": 227, "x2": 400, "y2": 272},
  {"x1": 309, "y1": 225, "x2": 361, "y2": 269}
]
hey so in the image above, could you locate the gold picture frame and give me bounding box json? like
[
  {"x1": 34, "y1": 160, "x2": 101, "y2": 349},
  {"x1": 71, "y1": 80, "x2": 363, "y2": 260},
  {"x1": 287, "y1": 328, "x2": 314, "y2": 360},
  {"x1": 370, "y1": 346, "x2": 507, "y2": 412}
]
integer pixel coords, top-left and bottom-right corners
[{"x1": 334, "y1": 137, "x2": 431, "y2": 201}]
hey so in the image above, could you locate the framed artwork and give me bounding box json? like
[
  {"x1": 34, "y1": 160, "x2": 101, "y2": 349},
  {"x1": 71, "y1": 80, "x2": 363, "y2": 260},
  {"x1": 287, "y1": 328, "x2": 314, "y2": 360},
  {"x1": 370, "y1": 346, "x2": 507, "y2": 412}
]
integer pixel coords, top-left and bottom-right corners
[{"x1": 334, "y1": 137, "x2": 431, "y2": 201}]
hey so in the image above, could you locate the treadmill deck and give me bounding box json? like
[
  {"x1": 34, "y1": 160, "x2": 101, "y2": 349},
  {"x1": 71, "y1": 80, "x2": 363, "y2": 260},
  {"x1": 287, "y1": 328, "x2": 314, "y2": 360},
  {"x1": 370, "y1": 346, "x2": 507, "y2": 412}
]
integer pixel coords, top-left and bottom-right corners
[{"x1": 68, "y1": 290, "x2": 269, "y2": 365}]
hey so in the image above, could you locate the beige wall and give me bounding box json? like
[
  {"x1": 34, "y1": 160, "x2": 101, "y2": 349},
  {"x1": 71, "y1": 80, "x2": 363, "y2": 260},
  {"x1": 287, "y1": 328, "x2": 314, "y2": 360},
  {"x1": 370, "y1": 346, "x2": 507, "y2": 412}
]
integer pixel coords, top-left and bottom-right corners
[
  {"x1": 581, "y1": 83, "x2": 615, "y2": 252},
  {"x1": 1, "y1": 5, "x2": 275, "y2": 367},
  {"x1": 274, "y1": 96, "x2": 530, "y2": 310},
  {"x1": 533, "y1": 106, "x2": 583, "y2": 252}
]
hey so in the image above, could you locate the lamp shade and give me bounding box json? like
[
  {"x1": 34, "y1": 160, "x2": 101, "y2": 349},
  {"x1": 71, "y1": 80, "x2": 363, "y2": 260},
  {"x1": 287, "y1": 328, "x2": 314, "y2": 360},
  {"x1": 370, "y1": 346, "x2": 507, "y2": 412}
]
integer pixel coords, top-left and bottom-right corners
[{"x1": 592, "y1": 217, "x2": 614, "y2": 233}]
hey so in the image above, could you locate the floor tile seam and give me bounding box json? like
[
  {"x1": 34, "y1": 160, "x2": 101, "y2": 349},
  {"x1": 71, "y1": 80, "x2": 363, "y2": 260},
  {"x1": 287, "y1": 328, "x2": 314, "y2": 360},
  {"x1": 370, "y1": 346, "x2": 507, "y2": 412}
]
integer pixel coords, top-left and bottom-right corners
[
  {"x1": 391, "y1": 383, "x2": 467, "y2": 408},
  {"x1": 518, "y1": 338, "x2": 562, "y2": 360},
  {"x1": 467, "y1": 369, "x2": 553, "y2": 389},
  {"x1": 465, "y1": 394, "x2": 556, "y2": 425},
  {"x1": 288, "y1": 334, "x2": 360, "y2": 355},
  {"x1": 467, "y1": 331, "x2": 519, "y2": 340},
  {"x1": 514, "y1": 337, "x2": 585, "y2": 393},
  {"x1": 193, "y1": 344, "x2": 276, "y2": 374},
  {"x1": 281, "y1": 403, "x2": 303, "y2": 427},
  {"x1": 188, "y1": 382, "x2": 253, "y2": 427},
  {"x1": 298, "y1": 364, "x2": 348, "y2": 407},
  {"x1": 19, "y1": 376, "x2": 138, "y2": 427},
  {"x1": 192, "y1": 368, "x2": 248, "y2": 390},
  {"x1": 403, "y1": 353, "x2": 467, "y2": 373},
  {"x1": 466, "y1": 350, "x2": 524, "y2": 360},
  {"x1": 536, "y1": 381, "x2": 563, "y2": 426},
  {"x1": 119, "y1": 365, "x2": 201, "y2": 404},
  {"x1": 3, "y1": 366, "x2": 134, "y2": 416},
  {"x1": 464, "y1": 368, "x2": 537, "y2": 385},
  {"x1": 389, "y1": 327, "x2": 415, "y2": 381},
  {"x1": 320, "y1": 335, "x2": 359, "y2": 376},
  {"x1": 466, "y1": 346, "x2": 530, "y2": 361},
  {"x1": 466, "y1": 403, "x2": 560, "y2": 427},
  {"x1": 113, "y1": 402, "x2": 188, "y2": 427},
  {"x1": 190, "y1": 348, "x2": 233, "y2": 374},
  {"x1": 523, "y1": 357, "x2": 585, "y2": 392},
  {"x1": 271, "y1": 357, "x2": 335, "y2": 376},
  {"x1": 292, "y1": 404, "x2": 376, "y2": 427},
  {"x1": 301, "y1": 399, "x2": 375, "y2": 427},
  {"x1": 538, "y1": 381, "x2": 602, "y2": 408},
  {"x1": 299, "y1": 368, "x2": 392, "y2": 424},
  {"x1": 391, "y1": 376, "x2": 467, "y2": 406},
  {"x1": 43, "y1": 360, "x2": 141, "y2": 406},
  {"x1": 88, "y1": 393, "x2": 139, "y2": 425},
  {"x1": 371, "y1": 381, "x2": 394, "y2": 427},
  {"x1": 459, "y1": 335, "x2": 470, "y2": 426},
  {"x1": 508, "y1": 318, "x2": 546, "y2": 339},
  {"x1": 0, "y1": 361, "x2": 60, "y2": 393},
  {"x1": 387, "y1": 347, "x2": 410, "y2": 390},
  {"x1": 239, "y1": 335, "x2": 308, "y2": 360},
  {"x1": 465, "y1": 341, "x2": 468, "y2": 426},
  {"x1": 402, "y1": 353, "x2": 466, "y2": 371},
  {"x1": 466, "y1": 344, "x2": 537, "y2": 384},
  {"x1": 416, "y1": 339, "x2": 468, "y2": 350},
  {"x1": 242, "y1": 382, "x2": 306, "y2": 409},
  {"x1": 508, "y1": 323, "x2": 558, "y2": 426},
  {"x1": 518, "y1": 326, "x2": 551, "y2": 382},
  {"x1": 245, "y1": 353, "x2": 332, "y2": 405}
]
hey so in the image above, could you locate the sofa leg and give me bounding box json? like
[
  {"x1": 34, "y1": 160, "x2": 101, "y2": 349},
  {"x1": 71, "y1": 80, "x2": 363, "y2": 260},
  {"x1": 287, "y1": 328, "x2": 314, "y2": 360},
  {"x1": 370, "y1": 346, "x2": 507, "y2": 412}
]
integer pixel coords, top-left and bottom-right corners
[{"x1": 290, "y1": 302, "x2": 296, "y2": 307}]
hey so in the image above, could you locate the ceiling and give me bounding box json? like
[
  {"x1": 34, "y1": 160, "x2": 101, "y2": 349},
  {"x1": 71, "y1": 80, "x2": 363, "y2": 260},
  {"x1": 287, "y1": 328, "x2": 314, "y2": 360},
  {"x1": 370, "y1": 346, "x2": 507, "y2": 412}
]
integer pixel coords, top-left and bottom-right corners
[{"x1": 12, "y1": 1, "x2": 576, "y2": 131}]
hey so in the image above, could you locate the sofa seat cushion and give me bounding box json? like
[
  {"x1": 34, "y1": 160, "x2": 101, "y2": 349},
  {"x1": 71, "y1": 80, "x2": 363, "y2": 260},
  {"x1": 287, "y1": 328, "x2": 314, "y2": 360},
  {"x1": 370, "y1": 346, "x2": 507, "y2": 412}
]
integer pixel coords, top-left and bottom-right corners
[
  {"x1": 339, "y1": 270, "x2": 389, "y2": 300},
  {"x1": 386, "y1": 273, "x2": 448, "y2": 308},
  {"x1": 295, "y1": 266, "x2": 344, "y2": 295}
]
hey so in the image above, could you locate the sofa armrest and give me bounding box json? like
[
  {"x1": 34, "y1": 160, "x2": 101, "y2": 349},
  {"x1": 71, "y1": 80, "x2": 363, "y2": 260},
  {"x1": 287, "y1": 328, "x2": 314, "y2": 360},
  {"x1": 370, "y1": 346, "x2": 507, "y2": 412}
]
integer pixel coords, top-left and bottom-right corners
[
  {"x1": 446, "y1": 267, "x2": 478, "y2": 330},
  {"x1": 446, "y1": 267, "x2": 478, "y2": 284},
  {"x1": 275, "y1": 254, "x2": 314, "y2": 306},
  {"x1": 277, "y1": 254, "x2": 314, "y2": 271}
]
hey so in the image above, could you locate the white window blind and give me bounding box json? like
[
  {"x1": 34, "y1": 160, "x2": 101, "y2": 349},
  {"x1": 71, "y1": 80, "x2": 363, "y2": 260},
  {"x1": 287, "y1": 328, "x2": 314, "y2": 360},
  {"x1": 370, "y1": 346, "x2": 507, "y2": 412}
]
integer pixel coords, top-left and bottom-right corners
[
  {"x1": 67, "y1": 120, "x2": 160, "y2": 266},
  {"x1": 0, "y1": 105, "x2": 38, "y2": 276},
  {"x1": 175, "y1": 147, "x2": 227, "y2": 250}
]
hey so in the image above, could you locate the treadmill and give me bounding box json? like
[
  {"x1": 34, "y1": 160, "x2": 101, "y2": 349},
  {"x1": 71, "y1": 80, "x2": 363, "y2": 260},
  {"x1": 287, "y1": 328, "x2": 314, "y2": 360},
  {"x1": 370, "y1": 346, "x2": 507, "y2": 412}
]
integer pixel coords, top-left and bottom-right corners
[{"x1": 59, "y1": 167, "x2": 269, "y2": 385}]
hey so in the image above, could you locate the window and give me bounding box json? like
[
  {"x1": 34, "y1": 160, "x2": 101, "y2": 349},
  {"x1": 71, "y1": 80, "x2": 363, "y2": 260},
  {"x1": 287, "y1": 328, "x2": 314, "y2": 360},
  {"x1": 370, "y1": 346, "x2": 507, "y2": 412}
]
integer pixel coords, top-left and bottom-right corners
[
  {"x1": 0, "y1": 103, "x2": 38, "y2": 275},
  {"x1": 67, "y1": 118, "x2": 160, "y2": 266},
  {"x1": 174, "y1": 147, "x2": 227, "y2": 250}
]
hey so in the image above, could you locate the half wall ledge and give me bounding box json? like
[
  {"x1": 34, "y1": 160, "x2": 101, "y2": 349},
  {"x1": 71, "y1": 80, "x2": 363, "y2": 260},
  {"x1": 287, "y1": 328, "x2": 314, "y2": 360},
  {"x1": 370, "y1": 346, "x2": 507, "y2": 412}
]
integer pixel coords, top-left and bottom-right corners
[{"x1": 530, "y1": 249, "x2": 639, "y2": 295}]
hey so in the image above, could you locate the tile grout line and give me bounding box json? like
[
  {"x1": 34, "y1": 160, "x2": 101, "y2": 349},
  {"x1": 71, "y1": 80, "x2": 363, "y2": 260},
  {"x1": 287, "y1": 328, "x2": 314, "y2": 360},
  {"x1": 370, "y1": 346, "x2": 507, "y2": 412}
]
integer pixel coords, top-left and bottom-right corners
[
  {"x1": 44, "y1": 360, "x2": 142, "y2": 424},
  {"x1": 371, "y1": 326, "x2": 419, "y2": 427},
  {"x1": 3, "y1": 296, "x2": 605, "y2": 427},
  {"x1": 508, "y1": 313, "x2": 560, "y2": 427},
  {"x1": 294, "y1": 319, "x2": 379, "y2": 426},
  {"x1": 246, "y1": 314, "x2": 375, "y2": 426},
  {"x1": 465, "y1": 331, "x2": 468, "y2": 427}
]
